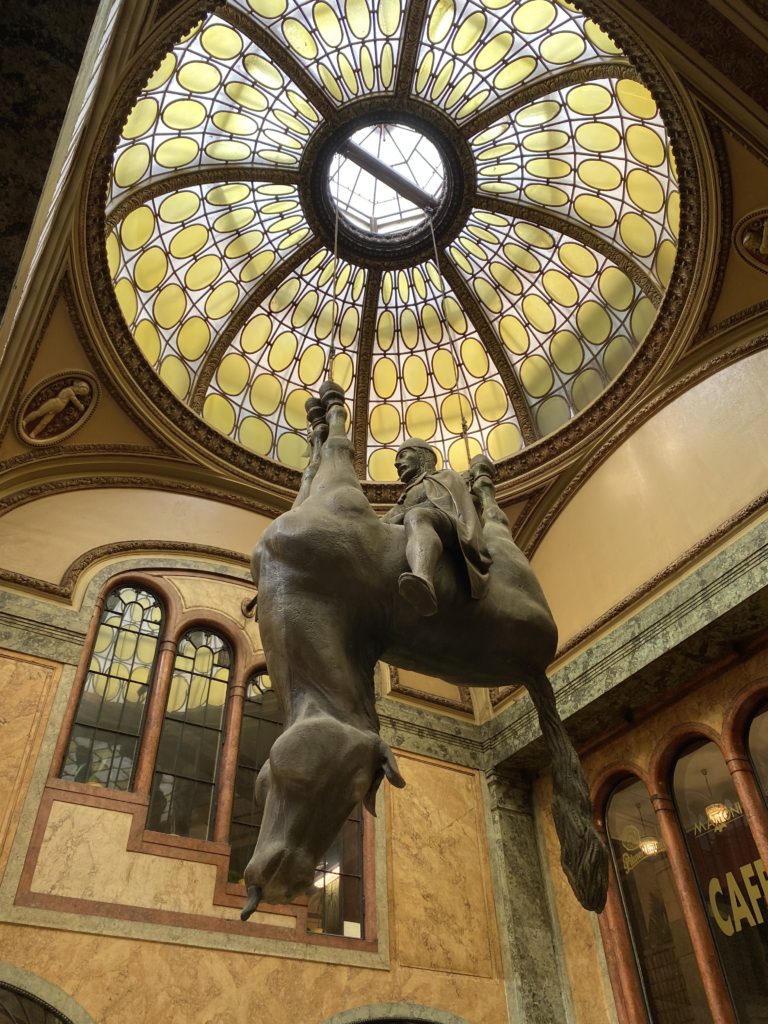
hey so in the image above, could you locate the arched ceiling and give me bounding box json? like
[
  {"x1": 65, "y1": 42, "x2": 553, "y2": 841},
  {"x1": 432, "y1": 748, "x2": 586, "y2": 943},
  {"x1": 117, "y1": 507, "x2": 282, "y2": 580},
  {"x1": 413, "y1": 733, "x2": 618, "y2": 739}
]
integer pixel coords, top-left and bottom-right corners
[{"x1": 103, "y1": 0, "x2": 680, "y2": 482}]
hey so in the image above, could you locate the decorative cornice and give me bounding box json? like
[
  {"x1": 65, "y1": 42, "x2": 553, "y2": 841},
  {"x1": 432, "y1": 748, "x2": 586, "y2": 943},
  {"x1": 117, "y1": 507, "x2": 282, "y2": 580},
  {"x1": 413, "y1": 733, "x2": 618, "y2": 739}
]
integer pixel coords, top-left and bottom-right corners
[
  {"x1": 389, "y1": 666, "x2": 473, "y2": 715},
  {"x1": 700, "y1": 299, "x2": 768, "y2": 344},
  {"x1": 697, "y1": 114, "x2": 733, "y2": 336}
]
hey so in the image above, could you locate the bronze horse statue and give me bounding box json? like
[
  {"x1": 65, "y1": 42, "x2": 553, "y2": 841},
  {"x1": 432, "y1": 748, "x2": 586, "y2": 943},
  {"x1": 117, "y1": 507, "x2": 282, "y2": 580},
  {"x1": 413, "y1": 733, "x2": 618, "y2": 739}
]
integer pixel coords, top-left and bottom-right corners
[{"x1": 241, "y1": 380, "x2": 607, "y2": 920}]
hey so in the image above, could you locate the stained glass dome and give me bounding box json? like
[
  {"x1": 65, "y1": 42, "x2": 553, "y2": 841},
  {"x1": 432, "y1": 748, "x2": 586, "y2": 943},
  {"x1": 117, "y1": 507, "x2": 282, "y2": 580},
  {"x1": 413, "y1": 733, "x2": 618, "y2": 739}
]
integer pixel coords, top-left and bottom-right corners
[{"x1": 105, "y1": 0, "x2": 680, "y2": 482}]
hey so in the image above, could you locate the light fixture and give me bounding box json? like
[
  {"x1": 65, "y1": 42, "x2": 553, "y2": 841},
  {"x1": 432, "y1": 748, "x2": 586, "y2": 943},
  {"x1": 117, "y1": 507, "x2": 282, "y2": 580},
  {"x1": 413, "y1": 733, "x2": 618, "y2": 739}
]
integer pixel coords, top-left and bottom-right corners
[
  {"x1": 636, "y1": 802, "x2": 660, "y2": 857},
  {"x1": 702, "y1": 768, "x2": 730, "y2": 830}
]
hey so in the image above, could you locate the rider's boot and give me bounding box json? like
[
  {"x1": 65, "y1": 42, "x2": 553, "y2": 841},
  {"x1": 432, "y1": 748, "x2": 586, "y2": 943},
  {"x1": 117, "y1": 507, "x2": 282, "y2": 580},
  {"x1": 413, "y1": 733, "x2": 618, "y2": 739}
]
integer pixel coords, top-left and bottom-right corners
[
  {"x1": 399, "y1": 512, "x2": 441, "y2": 616},
  {"x1": 398, "y1": 572, "x2": 438, "y2": 617}
]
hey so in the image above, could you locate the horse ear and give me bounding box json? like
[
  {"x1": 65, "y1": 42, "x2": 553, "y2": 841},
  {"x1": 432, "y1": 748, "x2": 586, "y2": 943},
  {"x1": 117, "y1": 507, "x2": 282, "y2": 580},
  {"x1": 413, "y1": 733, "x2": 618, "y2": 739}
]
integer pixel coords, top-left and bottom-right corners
[
  {"x1": 382, "y1": 746, "x2": 406, "y2": 789},
  {"x1": 363, "y1": 747, "x2": 406, "y2": 816}
]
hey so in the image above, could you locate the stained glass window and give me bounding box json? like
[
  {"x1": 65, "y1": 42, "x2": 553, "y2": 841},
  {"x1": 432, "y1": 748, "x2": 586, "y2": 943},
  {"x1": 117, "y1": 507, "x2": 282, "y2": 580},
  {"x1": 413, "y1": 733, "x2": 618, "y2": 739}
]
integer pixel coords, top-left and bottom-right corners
[
  {"x1": 0, "y1": 985, "x2": 72, "y2": 1024},
  {"x1": 60, "y1": 585, "x2": 162, "y2": 790}
]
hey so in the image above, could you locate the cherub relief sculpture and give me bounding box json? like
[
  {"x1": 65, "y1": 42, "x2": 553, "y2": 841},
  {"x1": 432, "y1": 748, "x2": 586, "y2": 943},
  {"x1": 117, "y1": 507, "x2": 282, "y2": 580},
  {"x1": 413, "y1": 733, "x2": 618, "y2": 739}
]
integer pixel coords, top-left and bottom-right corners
[
  {"x1": 240, "y1": 380, "x2": 608, "y2": 922},
  {"x1": 18, "y1": 374, "x2": 96, "y2": 444},
  {"x1": 737, "y1": 209, "x2": 768, "y2": 271}
]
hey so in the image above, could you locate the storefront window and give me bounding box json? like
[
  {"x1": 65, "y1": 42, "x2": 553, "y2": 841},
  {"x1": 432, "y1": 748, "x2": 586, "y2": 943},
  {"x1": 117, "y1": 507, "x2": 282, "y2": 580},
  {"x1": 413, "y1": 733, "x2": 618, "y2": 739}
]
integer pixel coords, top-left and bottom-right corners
[
  {"x1": 748, "y1": 706, "x2": 768, "y2": 805},
  {"x1": 606, "y1": 777, "x2": 709, "y2": 1022},
  {"x1": 673, "y1": 741, "x2": 768, "y2": 1022}
]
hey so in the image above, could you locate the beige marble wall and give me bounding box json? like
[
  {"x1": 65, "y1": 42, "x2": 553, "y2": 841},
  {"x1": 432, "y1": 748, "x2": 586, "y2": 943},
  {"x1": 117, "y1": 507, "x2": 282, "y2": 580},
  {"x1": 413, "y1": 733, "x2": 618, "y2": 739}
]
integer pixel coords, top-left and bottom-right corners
[
  {"x1": 0, "y1": 650, "x2": 60, "y2": 883},
  {"x1": 165, "y1": 574, "x2": 263, "y2": 658}
]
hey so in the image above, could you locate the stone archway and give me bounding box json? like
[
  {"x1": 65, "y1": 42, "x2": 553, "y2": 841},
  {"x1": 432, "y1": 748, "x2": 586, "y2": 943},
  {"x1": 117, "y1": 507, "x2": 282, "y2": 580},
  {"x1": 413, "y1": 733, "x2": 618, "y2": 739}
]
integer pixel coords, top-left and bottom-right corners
[{"x1": 320, "y1": 1003, "x2": 473, "y2": 1024}]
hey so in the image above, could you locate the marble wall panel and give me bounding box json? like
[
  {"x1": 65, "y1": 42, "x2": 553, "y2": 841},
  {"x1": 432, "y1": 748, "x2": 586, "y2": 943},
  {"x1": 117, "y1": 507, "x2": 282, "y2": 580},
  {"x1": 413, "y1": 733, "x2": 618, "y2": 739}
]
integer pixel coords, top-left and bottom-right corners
[
  {"x1": 0, "y1": 650, "x2": 59, "y2": 882},
  {"x1": 388, "y1": 754, "x2": 499, "y2": 980}
]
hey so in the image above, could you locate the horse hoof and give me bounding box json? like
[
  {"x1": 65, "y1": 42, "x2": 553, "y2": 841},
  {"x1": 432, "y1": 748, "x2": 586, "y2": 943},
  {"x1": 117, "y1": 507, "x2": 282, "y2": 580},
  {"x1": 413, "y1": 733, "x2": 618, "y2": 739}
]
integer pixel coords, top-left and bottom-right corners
[
  {"x1": 319, "y1": 380, "x2": 345, "y2": 409},
  {"x1": 241, "y1": 884, "x2": 262, "y2": 921},
  {"x1": 398, "y1": 573, "x2": 438, "y2": 617}
]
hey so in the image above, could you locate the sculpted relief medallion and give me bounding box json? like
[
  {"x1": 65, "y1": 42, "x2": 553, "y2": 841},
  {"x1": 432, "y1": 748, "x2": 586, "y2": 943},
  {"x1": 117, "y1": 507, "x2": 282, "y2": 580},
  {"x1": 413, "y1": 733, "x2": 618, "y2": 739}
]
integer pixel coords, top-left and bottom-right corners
[
  {"x1": 735, "y1": 208, "x2": 768, "y2": 273},
  {"x1": 17, "y1": 372, "x2": 99, "y2": 446}
]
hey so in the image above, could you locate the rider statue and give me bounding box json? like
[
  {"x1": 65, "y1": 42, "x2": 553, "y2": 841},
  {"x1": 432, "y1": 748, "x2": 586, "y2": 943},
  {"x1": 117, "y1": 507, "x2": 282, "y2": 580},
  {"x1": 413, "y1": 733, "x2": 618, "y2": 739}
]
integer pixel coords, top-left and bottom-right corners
[{"x1": 382, "y1": 437, "x2": 493, "y2": 617}]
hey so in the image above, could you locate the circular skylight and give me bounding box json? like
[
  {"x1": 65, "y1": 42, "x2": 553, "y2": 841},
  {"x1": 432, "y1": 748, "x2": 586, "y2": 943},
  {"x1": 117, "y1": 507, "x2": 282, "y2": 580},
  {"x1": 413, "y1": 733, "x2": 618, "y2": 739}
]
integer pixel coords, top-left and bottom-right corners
[
  {"x1": 103, "y1": 0, "x2": 682, "y2": 484},
  {"x1": 329, "y1": 123, "x2": 446, "y2": 236}
]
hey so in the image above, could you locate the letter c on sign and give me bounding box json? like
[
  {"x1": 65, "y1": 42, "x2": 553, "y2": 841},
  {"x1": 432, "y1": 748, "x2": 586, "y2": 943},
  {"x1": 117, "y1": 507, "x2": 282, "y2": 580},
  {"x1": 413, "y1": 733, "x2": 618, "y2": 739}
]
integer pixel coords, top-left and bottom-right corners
[{"x1": 709, "y1": 877, "x2": 734, "y2": 936}]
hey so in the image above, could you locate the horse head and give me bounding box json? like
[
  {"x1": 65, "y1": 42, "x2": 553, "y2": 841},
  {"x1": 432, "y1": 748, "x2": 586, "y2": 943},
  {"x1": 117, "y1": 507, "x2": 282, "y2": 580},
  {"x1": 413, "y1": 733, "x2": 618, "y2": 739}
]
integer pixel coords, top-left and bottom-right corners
[{"x1": 242, "y1": 715, "x2": 405, "y2": 914}]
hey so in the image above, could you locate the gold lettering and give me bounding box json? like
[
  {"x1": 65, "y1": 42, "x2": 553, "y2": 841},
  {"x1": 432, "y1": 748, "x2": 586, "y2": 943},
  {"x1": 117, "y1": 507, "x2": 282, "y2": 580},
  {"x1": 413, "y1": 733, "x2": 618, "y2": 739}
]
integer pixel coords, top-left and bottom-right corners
[
  {"x1": 740, "y1": 864, "x2": 764, "y2": 924},
  {"x1": 726, "y1": 871, "x2": 756, "y2": 932},
  {"x1": 755, "y1": 859, "x2": 768, "y2": 905},
  {"x1": 709, "y1": 877, "x2": 734, "y2": 936}
]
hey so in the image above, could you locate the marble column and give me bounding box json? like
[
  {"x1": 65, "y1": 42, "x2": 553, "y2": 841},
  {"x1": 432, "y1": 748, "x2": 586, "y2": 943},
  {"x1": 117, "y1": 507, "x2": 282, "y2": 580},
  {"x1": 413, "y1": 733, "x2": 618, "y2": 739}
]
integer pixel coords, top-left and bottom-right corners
[{"x1": 483, "y1": 768, "x2": 569, "y2": 1024}]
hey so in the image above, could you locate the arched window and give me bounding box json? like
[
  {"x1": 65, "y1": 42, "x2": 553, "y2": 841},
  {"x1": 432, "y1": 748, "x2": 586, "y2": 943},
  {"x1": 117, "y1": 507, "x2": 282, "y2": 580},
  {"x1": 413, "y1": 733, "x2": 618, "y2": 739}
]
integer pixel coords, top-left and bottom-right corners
[
  {"x1": 147, "y1": 628, "x2": 232, "y2": 840},
  {"x1": 672, "y1": 740, "x2": 768, "y2": 1021},
  {"x1": 0, "y1": 983, "x2": 73, "y2": 1023},
  {"x1": 605, "y1": 776, "x2": 709, "y2": 1021},
  {"x1": 60, "y1": 583, "x2": 162, "y2": 790}
]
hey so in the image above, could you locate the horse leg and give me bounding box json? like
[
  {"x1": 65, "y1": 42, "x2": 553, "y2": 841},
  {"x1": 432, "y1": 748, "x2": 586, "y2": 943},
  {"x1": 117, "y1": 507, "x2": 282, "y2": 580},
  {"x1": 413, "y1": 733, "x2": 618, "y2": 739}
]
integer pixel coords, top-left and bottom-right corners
[
  {"x1": 525, "y1": 671, "x2": 608, "y2": 912},
  {"x1": 304, "y1": 379, "x2": 369, "y2": 502},
  {"x1": 293, "y1": 397, "x2": 328, "y2": 509},
  {"x1": 470, "y1": 455, "x2": 511, "y2": 537}
]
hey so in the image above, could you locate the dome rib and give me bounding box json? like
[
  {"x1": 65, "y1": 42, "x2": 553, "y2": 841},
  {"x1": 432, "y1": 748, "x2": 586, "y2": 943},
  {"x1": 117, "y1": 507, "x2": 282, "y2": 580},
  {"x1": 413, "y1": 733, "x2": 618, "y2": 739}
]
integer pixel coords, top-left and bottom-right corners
[{"x1": 393, "y1": 0, "x2": 431, "y2": 98}]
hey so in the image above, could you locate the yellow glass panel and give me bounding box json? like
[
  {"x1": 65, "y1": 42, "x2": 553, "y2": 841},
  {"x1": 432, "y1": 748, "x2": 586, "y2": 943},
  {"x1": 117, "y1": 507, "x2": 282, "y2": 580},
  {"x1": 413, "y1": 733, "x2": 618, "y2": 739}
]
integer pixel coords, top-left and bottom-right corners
[
  {"x1": 616, "y1": 79, "x2": 657, "y2": 119},
  {"x1": 242, "y1": 315, "x2": 272, "y2": 354},
  {"x1": 162, "y1": 99, "x2": 206, "y2": 130},
  {"x1": 499, "y1": 315, "x2": 529, "y2": 354},
  {"x1": 426, "y1": 262, "x2": 442, "y2": 289},
  {"x1": 514, "y1": 223, "x2": 554, "y2": 249},
  {"x1": 655, "y1": 238, "x2": 676, "y2": 286},
  {"x1": 403, "y1": 354, "x2": 428, "y2": 396},
  {"x1": 285, "y1": 387, "x2": 312, "y2": 429},
  {"x1": 416, "y1": 51, "x2": 435, "y2": 93},
  {"x1": 468, "y1": 226, "x2": 497, "y2": 246},
  {"x1": 574, "y1": 194, "x2": 616, "y2": 226},
  {"x1": 250, "y1": 373, "x2": 282, "y2": 414},
  {"x1": 298, "y1": 344, "x2": 326, "y2": 385},
  {"x1": 584, "y1": 19, "x2": 621, "y2": 54},
  {"x1": 627, "y1": 168, "x2": 664, "y2": 213},
  {"x1": 291, "y1": 291, "x2": 318, "y2": 329},
  {"x1": 201, "y1": 25, "x2": 243, "y2": 59},
  {"x1": 314, "y1": 299, "x2": 337, "y2": 340},
  {"x1": 445, "y1": 73, "x2": 473, "y2": 110},
  {"x1": 619, "y1": 212, "x2": 656, "y2": 256},
  {"x1": 626, "y1": 125, "x2": 665, "y2": 167},
  {"x1": 576, "y1": 300, "x2": 611, "y2": 344},
  {"x1": 204, "y1": 394, "x2": 236, "y2": 434},
  {"x1": 114, "y1": 144, "x2": 150, "y2": 187},
  {"x1": 154, "y1": 283, "x2": 187, "y2": 329},
  {"x1": 490, "y1": 261, "x2": 522, "y2": 294},
  {"x1": 536, "y1": 395, "x2": 570, "y2": 436},
  {"x1": 488, "y1": 422, "x2": 522, "y2": 459},
  {"x1": 429, "y1": 0, "x2": 455, "y2": 43},
  {"x1": 135, "y1": 320, "x2": 161, "y2": 364},
  {"x1": 422, "y1": 304, "x2": 442, "y2": 344},
  {"x1": 479, "y1": 182, "x2": 516, "y2": 194},
  {"x1": 412, "y1": 267, "x2": 427, "y2": 300},
  {"x1": 448, "y1": 435, "x2": 482, "y2": 471},
  {"x1": 178, "y1": 317, "x2": 210, "y2": 360},
  {"x1": 331, "y1": 351, "x2": 353, "y2": 390},
  {"x1": 121, "y1": 207, "x2": 155, "y2": 250},
  {"x1": 369, "y1": 448, "x2": 398, "y2": 482},
  {"x1": 559, "y1": 242, "x2": 597, "y2": 276},
  {"x1": 521, "y1": 354, "x2": 553, "y2": 397},
  {"x1": 443, "y1": 296, "x2": 467, "y2": 333},
  {"x1": 378, "y1": 0, "x2": 401, "y2": 36},
  {"x1": 263, "y1": 199, "x2": 300, "y2": 216},
  {"x1": 334, "y1": 264, "x2": 352, "y2": 293},
  {"x1": 239, "y1": 416, "x2": 273, "y2": 455},
  {"x1": 478, "y1": 142, "x2": 518, "y2": 161},
  {"x1": 347, "y1": 0, "x2": 371, "y2": 38},
  {"x1": 505, "y1": 240, "x2": 540, "y2": 272},
  {"x1": 134, "y1": 247, "x2": 168, "y2": 291},
  {"x1": 475, "y1": 32, "x2": 513, "y2": 71},
  {"x1": 433, "y1": 350, "x2": 458, "y2": 389},
  {"x1": 575, "y1": 122, "x2": 620, "y2": 153},
  {"x1": 567, "y1": 84, "x2": 612, "y2": 117},
  {"x1": 370, "y1": 403, "x2": 401, "y2": 444},
  {"x1": 398, "y1": 271, "x2": 410, "y2": 304},
  {"x1": 550, "y1": 329, "x2": 583, "y2": 373},
  {"x1": 217, "y1": 353, "x2": 250, "y2": 396},
  {"x1": 523, "y1": 294, "x2": 555, "y2": 332},
  {"x1": 494, "y1": 56, "x2": 536, "y2": 89},
  {"x1": 276, "y1": 110, "x2": 308, "y2": 136},
  {"x1": 475, "y1": 379, "x2": 507, "y2": 421},
  {"x1": 213, "y1": 208, "x2": 255, "y2": 233},
  {"x1": 158, "y1": 192, "x2": 200, "y2": 225},
  {"x1": 441, "y1": 393, "x2": 472, "y2": 433},
  {"x1": 319, "y1": 64, "x2": 344, "y2": 101},
  {"x1": 340, "y1": 307, "x2": 359, "y2": 347},
  {"x1": 513, "y1": 0, "x2": 556, "y2": 32},
  {"x1": 667, "y1": 191, "x2": 680, "y2": 237},
  {"x1": 539, "y1": 31, "x2": 584, "y2": 63},
  {"x1": 313, "y1": 2, "x2": 343, "y2": 45},
  {"x1": 526, "y1": 157, "x2": 571, "y2": 179},
  {"x1": 405, "y1": 400, "x2": 437, "y2": 439},
  {"x1": 599, "y1": 267, "x2": 633, "y2": 310},
  {"x1": 543, "y1": 269, "x2": 578, "y2": 306},
  {"x1": 572, "y1": 367, "x2": 603, "y2": 410},
  {"x1": 185, "y1": 254, "x2": 221, "y2": 291},
  {"x1": 478, "y1": 162, "x2": 518, "y2": 177},
  {"x1": 241, "y1": 250, "x2": 275, "y2": 283},
  {"x1": 270, "y1": 278, "x2": 300, "y2": 312},
  {"x1": 475, "y1": 278, "x2": 502, "y2": 312},
  {"x1": 377, "y1": 310, "x2": 395, "y2": 351},
  {"x1": 228, "y1": 233, "x2": 265, "y2": 262},
  {"x1": 160, "y1": 354, "x2": 190, "y2": 398},
  {"x1": 249, "y1": 0, "x2": 287, "y2": 15},
  {"x1": 205, "y1": 282, "x2": 239, "y2": 319},
  {"x1": 373, "y1": 357, "x2": 397, "y2": 398},
  {"x1": 209, "y1": 184, "x2": 251, "y2": 207},
  {"x1": 400, "y1": 309, "x2": 419, "y2": 348},
  {"x1": 268, "y1": 331, "x2": 298, "y2": 371},
  {"x1": 339, "y1": 53, "x2": 359, "y2": 95},
  {"x1": 122, "y1": 98, "x2": 158, "y2": 139},
  {"x1": 146, "y1": 52, "x2": 176, "y2": 91},
  {"x1": 206, "y1": 140, "x2": 253, "y2": 161},
  {"x1": 631, "y1": 296, "x2": 656, "y2": 339},
  {"x1": 431, "y1": 60, "x2": 455, "y2": 100},
  {"x1": 524, "y1": 184, "x2": 568, "y2": 207},
  {"x1": 212, "y1": 111, "x2": 257, "y2": 136},
  {"x1": 178, "y1": 60, "x2": 222, "y2": 94},
  {"x1": 604, "y1": 335, "x2": 634, "y2": 379},
  {"x1": 577, "y1": 158, "x2": 621, "y2": 191},
  {"x1": 156, "y1": 137, "x2": 199, "y2": 168},
  {"x1": 523, "y1": 130, "x2": 568, "y2": 152},
  {"x1": 460, "y1": 339, "x2": 488, "y2": 379},
  {"x1": 244, "y1": 55, "x2": 284, "y2": 90},
  {"x1": 453, "y1": 11, "x2": 486, "y2": 53},
  {"x1": 516, "y1": 101, "x2": 560, "y2": 127}
]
